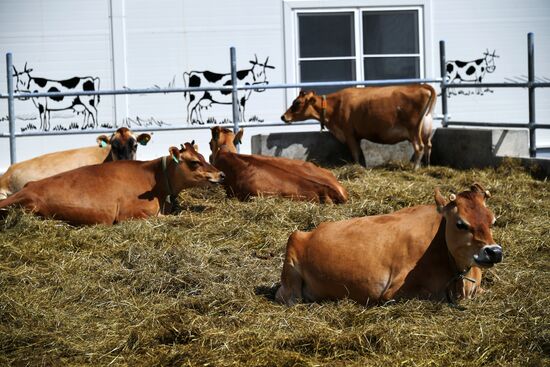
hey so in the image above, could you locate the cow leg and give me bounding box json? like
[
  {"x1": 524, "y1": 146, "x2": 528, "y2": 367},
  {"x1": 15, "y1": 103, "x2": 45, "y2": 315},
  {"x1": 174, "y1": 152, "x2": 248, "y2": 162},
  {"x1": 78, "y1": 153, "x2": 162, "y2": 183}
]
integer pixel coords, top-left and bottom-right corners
[
  {"x1": 276, "y1": 232, "x2": 306, "y2": 306},
  {"x1": 275, "y1": 260, "x2": 304, "y2": 306},
  {"x1": 346, "y1": 136, "x2": 366, "y2": 167},
  {"x1": 411, "y1": 135, "x2": 425, "y2": 170}
]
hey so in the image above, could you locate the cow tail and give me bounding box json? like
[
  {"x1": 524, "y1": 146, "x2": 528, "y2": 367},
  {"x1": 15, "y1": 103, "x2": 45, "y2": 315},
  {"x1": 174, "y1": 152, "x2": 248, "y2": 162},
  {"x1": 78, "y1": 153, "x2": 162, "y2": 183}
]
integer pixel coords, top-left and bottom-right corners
[
  {"x1": 95, "y1": 77, "x2": 101, "y2": 104},
  {"x1": 422, "y1": 84, "x2": 437, "y2": 117},
  {"x1": 183, "y1": 72, "x2": 188, "y2": 98}
]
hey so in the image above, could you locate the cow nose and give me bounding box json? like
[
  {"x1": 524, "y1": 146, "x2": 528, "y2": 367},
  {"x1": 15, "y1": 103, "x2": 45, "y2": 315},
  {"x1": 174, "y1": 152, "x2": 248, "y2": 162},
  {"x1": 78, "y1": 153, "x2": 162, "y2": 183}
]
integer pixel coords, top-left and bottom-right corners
[
  {"x1": 281, "y1": 115, "x2": 286, "y2": 122},
  {"x1": 484, "y1": 245, "x2": 503, "y2": 263},
  {"x1": 219, "y1": 171, "x2": 226, "y2": 182}
]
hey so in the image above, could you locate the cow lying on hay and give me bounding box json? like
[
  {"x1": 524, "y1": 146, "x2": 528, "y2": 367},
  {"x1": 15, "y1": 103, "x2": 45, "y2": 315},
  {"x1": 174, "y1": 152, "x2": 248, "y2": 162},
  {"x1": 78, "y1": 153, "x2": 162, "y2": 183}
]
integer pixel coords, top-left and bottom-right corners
[
  {"x1": 281, "y1": 85, "x2": 436, "y2": 169},
  {"x1": 209, "y1": 126, "x2": 348, "y2": 203},
  {"x1": 0, "y1": 142, "x2": 224, "y2": 225},
  {"x1": 0, "y1": 127, "x2": 151, "y2": 200},
  {"x1": 276, "y1": 183, "x2": 502, "y2": 306}
]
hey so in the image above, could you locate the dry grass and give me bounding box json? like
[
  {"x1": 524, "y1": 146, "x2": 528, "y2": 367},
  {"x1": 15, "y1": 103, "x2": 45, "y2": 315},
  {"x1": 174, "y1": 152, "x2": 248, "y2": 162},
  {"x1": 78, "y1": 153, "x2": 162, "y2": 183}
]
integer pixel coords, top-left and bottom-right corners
[{"x1": 0, "y1": 160, "x2": 548, "y2": 366}]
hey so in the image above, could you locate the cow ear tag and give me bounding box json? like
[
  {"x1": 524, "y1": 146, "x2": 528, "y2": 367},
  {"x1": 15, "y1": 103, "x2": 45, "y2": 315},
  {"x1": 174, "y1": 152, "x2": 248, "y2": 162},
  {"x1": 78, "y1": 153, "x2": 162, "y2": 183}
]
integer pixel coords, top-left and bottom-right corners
[
  {"x1": 100, "y1": 141, "x2": 108, "y2": 148},
  {"x1": 172, "y1": 155, "x2": 179, "y2": 164}
]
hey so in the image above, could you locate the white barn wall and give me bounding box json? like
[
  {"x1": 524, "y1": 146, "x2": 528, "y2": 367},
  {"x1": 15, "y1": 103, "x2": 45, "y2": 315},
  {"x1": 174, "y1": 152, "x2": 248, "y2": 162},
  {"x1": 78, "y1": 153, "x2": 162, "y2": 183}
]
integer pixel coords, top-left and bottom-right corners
[{"x1": 0, "y1": 0, "x2": 549, "y2": 172}]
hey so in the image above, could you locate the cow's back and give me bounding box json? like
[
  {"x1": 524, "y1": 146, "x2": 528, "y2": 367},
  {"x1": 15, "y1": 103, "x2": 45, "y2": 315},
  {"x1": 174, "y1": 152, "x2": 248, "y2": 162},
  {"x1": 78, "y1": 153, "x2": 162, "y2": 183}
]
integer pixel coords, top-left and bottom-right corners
[
  {"x1": 293, "y1": 205, "x2": 444, "y2": 303},
  {"x1": 0, "y1": 146, "x2": 110, "y2": 199},
  {"x1": 332, "y1": 86, "x2": 434, "y2": 144},
  {"x1": 12, "y1": 160, "x2": 156, "y2": 225},
  {"x1": 215, "y1": 152, "x2": 347, "y2": 203}
]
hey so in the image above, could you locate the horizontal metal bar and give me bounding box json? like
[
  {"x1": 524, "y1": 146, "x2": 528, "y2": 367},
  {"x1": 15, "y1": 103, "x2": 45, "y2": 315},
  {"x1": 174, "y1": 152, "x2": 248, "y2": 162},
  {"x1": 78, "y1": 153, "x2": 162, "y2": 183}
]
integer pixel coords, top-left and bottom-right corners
[
  {"x1": 0, "y1": 121, "x2": 318, "y2": 138},
  {"x1": 445, "y1": 82, "x2": 550, "y2": 88},
  {"x1": 446, "y1": 121, "x2": 531, "y2": 128},
  {"x1": 0, "y1": 78, "x2": 443, "y2": 99}
]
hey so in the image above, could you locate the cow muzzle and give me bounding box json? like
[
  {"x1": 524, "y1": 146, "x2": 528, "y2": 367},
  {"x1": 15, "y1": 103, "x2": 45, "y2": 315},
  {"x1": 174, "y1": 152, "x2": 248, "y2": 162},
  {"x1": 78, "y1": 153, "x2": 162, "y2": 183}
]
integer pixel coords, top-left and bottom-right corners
[
  {"x1": 473, "y1": 245, "x2": 503, "y2": 267},
  {"x1": 281, "y1": 115, "x2": 292, "y2": 124},
  {"x1": 209, "y1": 171, "x2": 225, "y2": 184}
]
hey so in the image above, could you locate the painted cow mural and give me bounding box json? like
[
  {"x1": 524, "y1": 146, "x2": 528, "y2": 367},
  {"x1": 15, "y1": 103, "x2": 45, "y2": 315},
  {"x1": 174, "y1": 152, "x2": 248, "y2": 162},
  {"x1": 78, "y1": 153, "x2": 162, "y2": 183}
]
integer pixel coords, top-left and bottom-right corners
[
  {"x1": 13, "y1": 63, "x2": 100, "y2": 131},
  {"x1": 183, "y1": 55, "x2": 274, "y2": 124},
  {"x1": 446, "y1": 50, "x2": 499, "y2": 95}
]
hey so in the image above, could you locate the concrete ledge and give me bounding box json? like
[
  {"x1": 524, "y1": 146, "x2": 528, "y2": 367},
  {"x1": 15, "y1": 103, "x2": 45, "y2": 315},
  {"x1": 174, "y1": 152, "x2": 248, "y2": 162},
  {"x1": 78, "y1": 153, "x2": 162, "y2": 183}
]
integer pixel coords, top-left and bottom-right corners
[{"x1": 251, "y1": 127, "x2": 549, "y2": 178}]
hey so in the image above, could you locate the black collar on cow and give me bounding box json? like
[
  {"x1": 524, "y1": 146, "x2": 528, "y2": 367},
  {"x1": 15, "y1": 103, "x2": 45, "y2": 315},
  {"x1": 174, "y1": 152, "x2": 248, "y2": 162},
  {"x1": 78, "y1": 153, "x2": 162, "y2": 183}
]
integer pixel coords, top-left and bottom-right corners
[
  {"x1": 161, "y1": 155, "x2": 175, "y2": 208},
  {"x1": 320, "y1": 95, "x2": 327, "y2": 131},
  {"x1": 444, "y1": 249, "x2": 477, "y2": 306}
]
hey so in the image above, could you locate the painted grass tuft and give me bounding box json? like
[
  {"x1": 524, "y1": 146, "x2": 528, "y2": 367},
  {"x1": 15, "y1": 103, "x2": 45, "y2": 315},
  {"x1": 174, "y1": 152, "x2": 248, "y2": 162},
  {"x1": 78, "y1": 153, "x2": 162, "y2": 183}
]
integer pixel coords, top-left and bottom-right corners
[{"x1": 0, "y1": 161, "x2": 548, "y2": 366}]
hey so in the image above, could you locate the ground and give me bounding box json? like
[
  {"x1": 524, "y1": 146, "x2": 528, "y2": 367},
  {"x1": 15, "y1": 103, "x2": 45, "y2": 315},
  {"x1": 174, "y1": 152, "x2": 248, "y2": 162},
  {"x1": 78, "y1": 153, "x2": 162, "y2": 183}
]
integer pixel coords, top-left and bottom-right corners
[{"x1": 0, "y1": 161, "x2": 548, "y2": 366}]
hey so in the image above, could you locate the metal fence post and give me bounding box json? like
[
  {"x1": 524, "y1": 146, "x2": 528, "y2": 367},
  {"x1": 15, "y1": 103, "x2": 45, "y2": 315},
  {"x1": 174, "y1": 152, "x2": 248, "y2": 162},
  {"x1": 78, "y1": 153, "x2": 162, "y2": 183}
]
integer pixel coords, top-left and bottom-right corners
[
  {"x1": 230, "y1": 47, "x2": 240, "y2": 152},
  {"x1": 527, "y1": 33, "x2": 536, "y2": 157},
  {"x1": 6, "y1": 53, "x2": 16, "y2": 164},
  {"x1": 439, "y1": 41, "x2": 449, "y2": 127}
]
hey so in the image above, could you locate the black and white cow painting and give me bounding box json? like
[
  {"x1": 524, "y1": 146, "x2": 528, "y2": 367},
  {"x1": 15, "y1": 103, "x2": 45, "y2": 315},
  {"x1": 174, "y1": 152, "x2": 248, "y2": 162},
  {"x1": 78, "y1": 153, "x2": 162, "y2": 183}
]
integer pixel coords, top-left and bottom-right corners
[
  {"x1": 13, "y1": 63, "x2": 100, "y2": 131},
  {"x1": 183, "y1": 55, "x2": 274, "y2": 124},
  {"x1": 446, "y1": 49, "x2": 499, "y2": 96}
]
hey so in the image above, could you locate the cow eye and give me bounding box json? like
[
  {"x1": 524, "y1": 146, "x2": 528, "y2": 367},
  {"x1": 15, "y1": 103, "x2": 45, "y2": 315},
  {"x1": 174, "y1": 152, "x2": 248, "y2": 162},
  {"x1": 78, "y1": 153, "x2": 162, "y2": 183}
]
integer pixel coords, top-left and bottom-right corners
[
  {"x1": 291, "y1": 101, "x2": 301, "y2": 112},
  {"x1": 188, "y1": 160, "x2": 201, "y2": 169},
  {"x1": 456, "y1": 219, "x2": 469, "y2": 231}
]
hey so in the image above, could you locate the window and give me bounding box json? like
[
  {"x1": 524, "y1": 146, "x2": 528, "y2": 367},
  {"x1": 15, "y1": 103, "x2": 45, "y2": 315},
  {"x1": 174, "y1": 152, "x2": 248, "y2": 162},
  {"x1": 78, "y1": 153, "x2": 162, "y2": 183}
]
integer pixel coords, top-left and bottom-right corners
[{"x1": 295, "y1": 7, "x2": 423, "y2": 94}]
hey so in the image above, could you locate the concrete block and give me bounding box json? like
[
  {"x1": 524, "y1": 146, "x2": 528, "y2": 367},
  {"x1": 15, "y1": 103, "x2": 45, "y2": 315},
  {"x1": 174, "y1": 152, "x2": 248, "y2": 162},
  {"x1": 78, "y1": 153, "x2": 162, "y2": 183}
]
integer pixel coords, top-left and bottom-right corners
[
  {"x1": 431, "y1": 128, "x2": 529, "y2": 169},
  {"x1": 360, "y1": 139, "x2": 414, "y2": 167},
  {"x1": 251, "y1": 131, "x2": 352, "y2": 165},
  {"x1": 251, "y1": 131, "x2": 414, "y2": 167}
]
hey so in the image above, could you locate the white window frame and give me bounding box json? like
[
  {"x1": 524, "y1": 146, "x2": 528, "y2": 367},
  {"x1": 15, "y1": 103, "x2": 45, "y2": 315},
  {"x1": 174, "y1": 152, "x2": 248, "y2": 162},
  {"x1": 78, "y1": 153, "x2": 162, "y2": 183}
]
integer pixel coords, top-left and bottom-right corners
[{"x1": 283, "y1": 0, "x2": 433, "y2": 104}]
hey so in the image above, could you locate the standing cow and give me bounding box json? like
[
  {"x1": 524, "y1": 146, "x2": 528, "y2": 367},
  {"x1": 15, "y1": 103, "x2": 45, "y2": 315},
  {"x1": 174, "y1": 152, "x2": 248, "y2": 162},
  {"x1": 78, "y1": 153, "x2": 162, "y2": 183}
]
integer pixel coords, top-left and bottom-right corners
[
  {"x1": 446, "y1": 50, "x2": 499, "y2": 95},
  {"x1": 13, "y1": 63, "x2": 100, "y2": 131},
  {"x1": 183, "y1": 56, "x2": 274, "y2": 124},
  {"x1": 281, "y1": 85, "x2": 436, "y2": 169}
]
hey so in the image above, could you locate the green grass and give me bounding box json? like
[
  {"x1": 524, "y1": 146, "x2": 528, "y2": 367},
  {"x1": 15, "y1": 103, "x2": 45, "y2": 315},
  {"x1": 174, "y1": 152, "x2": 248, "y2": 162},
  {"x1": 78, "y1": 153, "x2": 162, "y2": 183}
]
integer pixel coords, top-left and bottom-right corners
[{"x1": 0, "y1": 161, "x2": 548, "y2": 366}]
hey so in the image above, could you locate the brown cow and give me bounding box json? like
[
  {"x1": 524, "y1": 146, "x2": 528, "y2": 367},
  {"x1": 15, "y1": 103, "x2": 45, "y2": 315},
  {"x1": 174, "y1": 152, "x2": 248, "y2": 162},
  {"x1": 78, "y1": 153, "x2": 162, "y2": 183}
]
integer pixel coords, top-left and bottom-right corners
[
  {"x1": 0, "y1": 142, "x2": 224, "y2": 225},
  {"x1": 276, "y1": 183, "x2": 502, "y2": 306},
  {"x1": 209, "y1": 126, "x2": 348, "y2": 203},
  {"x1": 0, "y1": 127, "x2": 151, "y2": 199},
  {"x1": 281, "y1": 85, "x2": 436, "y2": 169}
]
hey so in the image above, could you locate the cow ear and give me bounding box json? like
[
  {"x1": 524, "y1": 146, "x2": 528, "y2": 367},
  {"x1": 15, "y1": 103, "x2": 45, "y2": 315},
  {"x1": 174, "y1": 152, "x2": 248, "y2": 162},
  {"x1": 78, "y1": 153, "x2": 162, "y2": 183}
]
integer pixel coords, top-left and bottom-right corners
[
  {"x1": 234, "y1": 128, "x2": 244, "y2": 145},
  {"x1": 471, "y1": 183, "x2": 491, "y2": 199},
  {"x1": 96, "y1": 135, "x2": 110, "y2": 148},
  {"x1": 434, "y1": 187, "x2": 448, "y2": 212},
  {"x1": 136, "y1": 133, "x2": 151, "y2": 146},
  {"x1": 211, "y1": 126, "x2": 220, "y2": 141},
  {"x1": 169, "y1": 146, "x2": 180, "y2": 163}
]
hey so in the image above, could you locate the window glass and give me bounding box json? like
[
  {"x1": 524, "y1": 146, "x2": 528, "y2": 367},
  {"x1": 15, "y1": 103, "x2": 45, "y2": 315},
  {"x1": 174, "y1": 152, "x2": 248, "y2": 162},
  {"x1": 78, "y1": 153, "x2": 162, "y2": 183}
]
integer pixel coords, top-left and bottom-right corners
[
  {"x1": 363, "y1": 10, "x2": 419, "y2": 55},
  {"x1": 299, "y1": 13, "x2": 355, "y2": 58},
  {"x1": 300, "y1": 60, "x2": 356, "y2": 94},
  {"x1": 364, "y1": 57, "x2": 420, "y2": 80}
]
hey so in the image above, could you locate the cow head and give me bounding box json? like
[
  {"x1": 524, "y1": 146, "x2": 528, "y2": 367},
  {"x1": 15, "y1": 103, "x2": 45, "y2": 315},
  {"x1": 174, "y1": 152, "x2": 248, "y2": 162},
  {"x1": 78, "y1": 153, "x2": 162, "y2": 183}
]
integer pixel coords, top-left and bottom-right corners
[
  {"x1": 249, "y1": 55, "x2": 274, "y2": 91},
  {"x1": 483, "y1": 49, "x2": 499, "y2": 73},
  {"x1": 435, "y1": 183, "x2": 502, "y2": 272},
  {"x1": 12, "y1": 62, "x2": 33, "y2": 93},
  {"x1": 209, "y1": 126, "x2": 244, "y2": 163},
  {"x1": 96, "y1": 127, "x2": 151, "y2": 161},
  {"x1": 169, "y1": 141, "x2": 224, "y2": 188},
  {"x1": 281, "y1": 90, "x2": 319, "y2": 123}
]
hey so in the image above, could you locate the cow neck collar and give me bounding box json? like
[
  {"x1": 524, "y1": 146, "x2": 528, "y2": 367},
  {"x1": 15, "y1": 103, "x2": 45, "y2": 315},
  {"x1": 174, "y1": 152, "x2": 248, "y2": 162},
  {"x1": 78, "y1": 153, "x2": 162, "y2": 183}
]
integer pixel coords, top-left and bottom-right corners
[
  {"x1": 161, "y1": 156, "x2": 176, "y2": 207},
  {"x1": 319, "y1": 95, "x2": 328, "y2": 131},
  {"x1": 444, "y1": 248, "x2": 476, "y2": 305}
]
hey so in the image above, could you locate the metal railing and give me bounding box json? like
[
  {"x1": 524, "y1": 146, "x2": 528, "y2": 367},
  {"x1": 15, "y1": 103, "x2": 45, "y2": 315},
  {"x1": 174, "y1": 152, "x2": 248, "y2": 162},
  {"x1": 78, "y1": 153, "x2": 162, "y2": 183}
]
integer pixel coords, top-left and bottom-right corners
[{"x1": 1, "y1": 33, "x2": 548, "y2": 164}]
